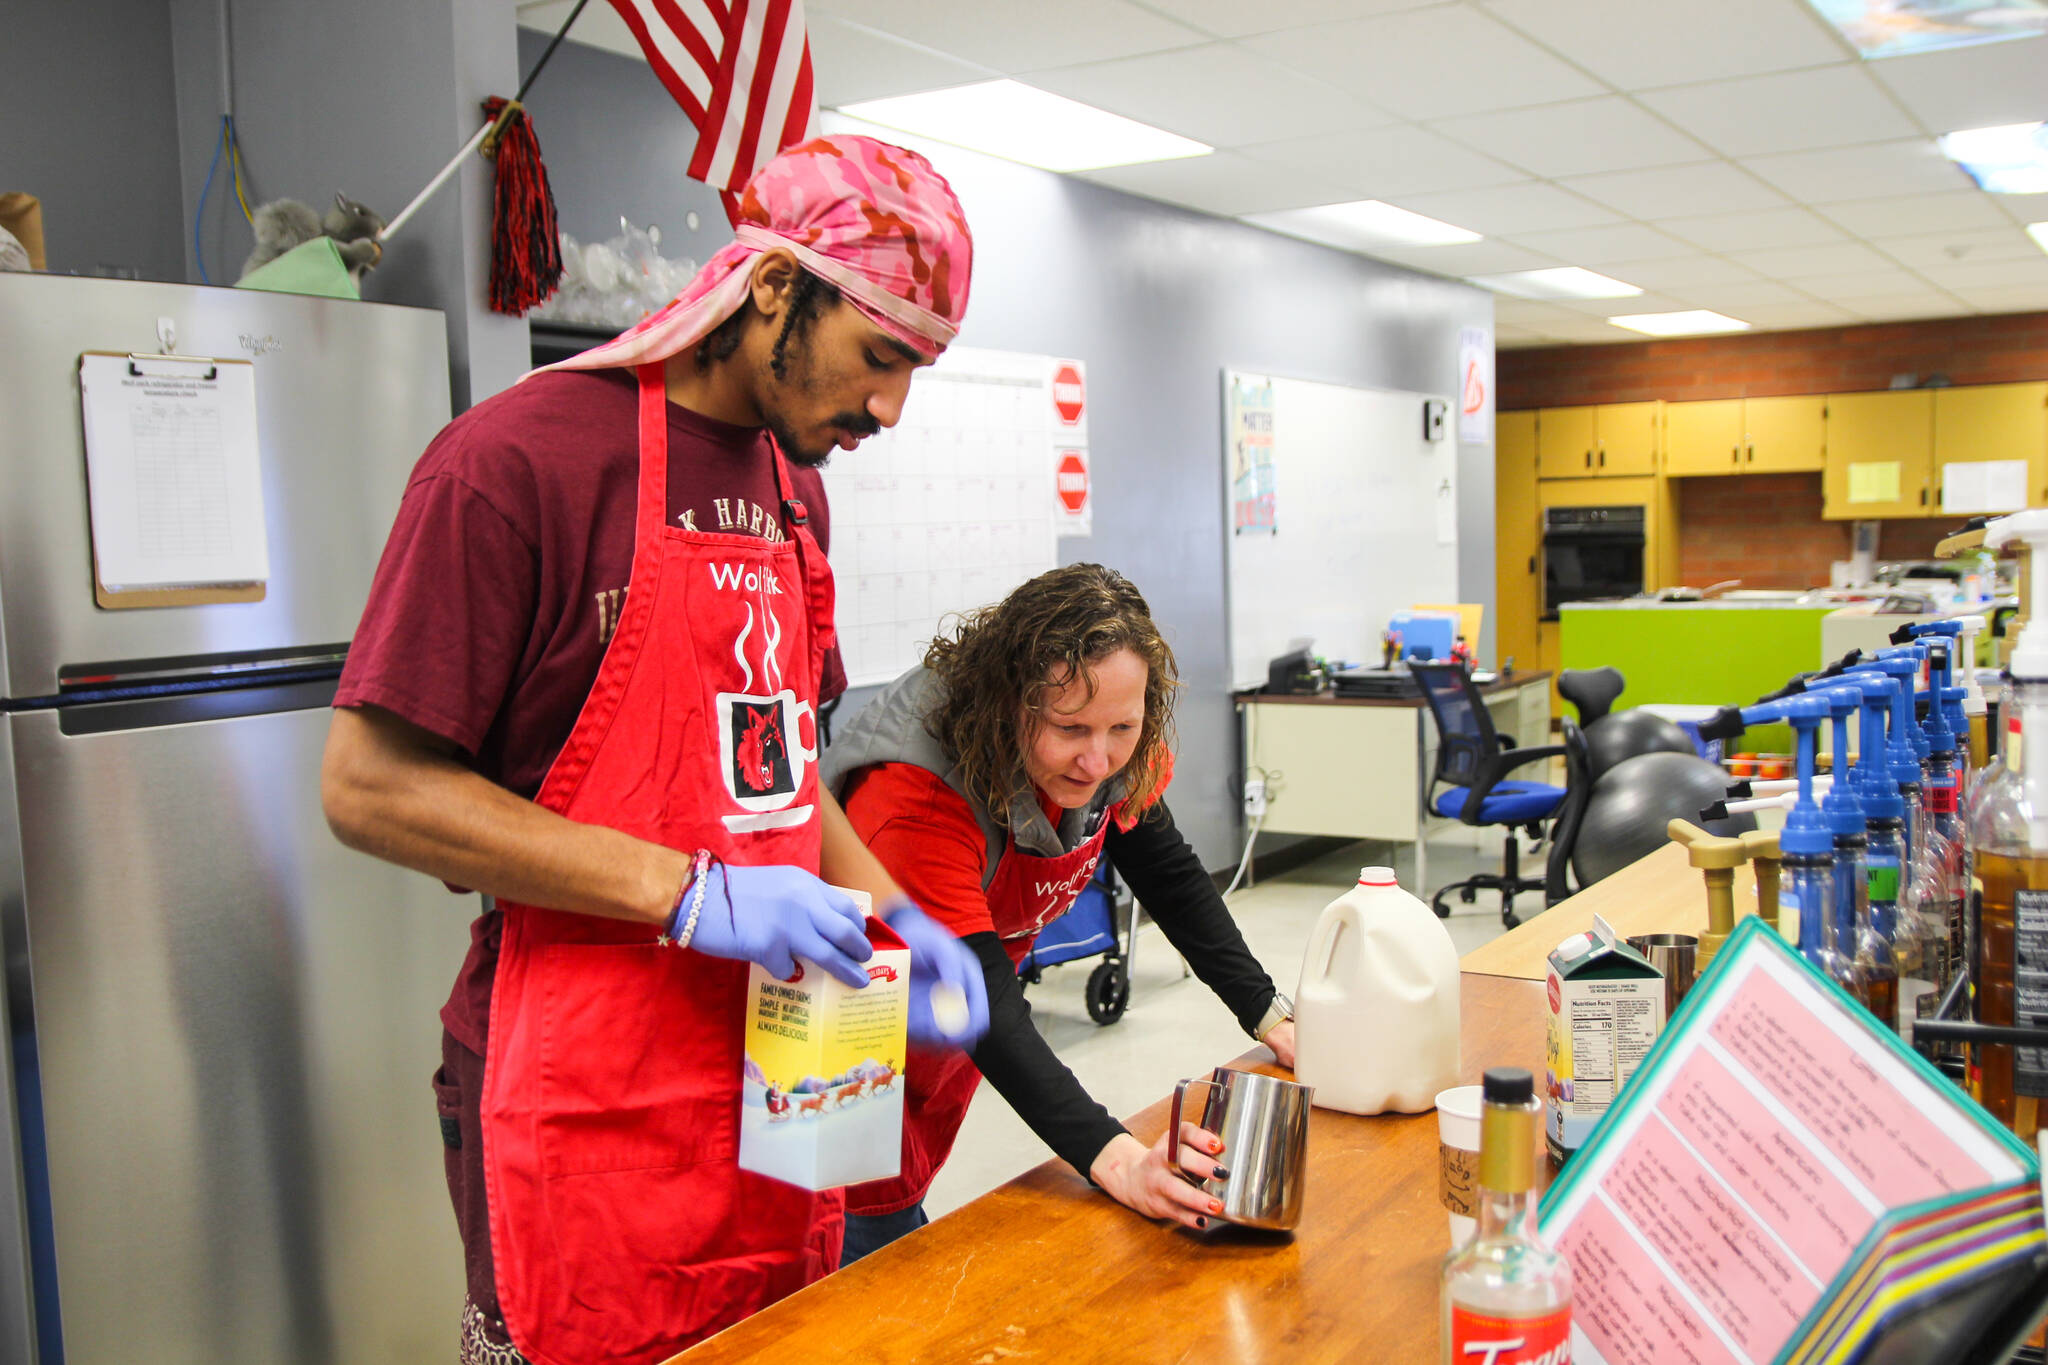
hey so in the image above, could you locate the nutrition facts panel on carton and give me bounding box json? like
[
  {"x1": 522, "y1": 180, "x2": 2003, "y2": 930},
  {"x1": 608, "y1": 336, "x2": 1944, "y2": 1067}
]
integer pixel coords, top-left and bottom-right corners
[{"x1": 821, "y1": 346, "x2": 1061, "y2": 687}]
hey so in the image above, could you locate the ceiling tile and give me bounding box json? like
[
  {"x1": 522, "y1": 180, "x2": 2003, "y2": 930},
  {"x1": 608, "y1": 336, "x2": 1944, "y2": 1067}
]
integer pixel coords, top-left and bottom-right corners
[
  {"x1": 1386, "y1": 182, "x2": 1623, "y2": 235},
  {"x1": 1603, "y1": 256, "x2": 1766, "y2": 289},
  {"x1": 1501, "y1": 223, "x2": 1699, "y2": 265},
  {"x1": 1358, "y1": 239, "x2": 1567, "y2": 277},
  {"x1": 1140, "y1": 0, "x2": 1442, "y2": 40},
  {"x1": 1838, "y1": 291, "x2": 1974, "y2": 322},
  {"x1": 1725, "y1": 301, "x2": 1863, "y2": 329},
  {"x1": 1560, "y1": 162, "x2": 1790, "y2": 219},
  {"x1": 1077, "y1": 151, "x2": 1358, "y2": 216},
  {"x1": 1669, "y1": 280, "x2": 1815, "y2": 309},
  {"x1": 1817, "y1": 191, "x2": 2015, "y2": 238},
  {"x1": 811, "y1": 0, "x2": 1206, "y2": 71},
  {"x1": 1480, "y1": 0, "x2": 1849, "y2": 89},
  {"x1": 1742, "y1": 139, "x2": 1976, "y2": 204},
  {"x1": 1874, "y1": 226, "x2": 2048, "y2": 269},
  {"x1": 1783, "y1": 268, "x2": 1942, "y2": 300},
  {"x1": 1534, "y1": 316, "x2": 1639, "y2": 343},
  {"x1": 1726, "y1": 240, "x2": 1897, "y2": 277},
  {"x1": 1429, "y1": 97, "x2": 1713, "y2": 179},
  {"x1": 1241, "y1": 6, "x2": 1603, "y2": 121},
  {"x1": 1949, "y1": 283, "x2": 2048, "y2": 313},
  {"x1": 1491, "y1": 299, "x2": 1588, "y2": 328},
  {"x1": 806, "y1": 13, "x2": 992, "y2": 106},
  {"x1": 1998, "y1": 191, "x2": 2048, "y2": 227},
  {"x1": 1496, "y1": 324, "x2": 1555, "y2": 348},
  {"x1": 1552, "y1": 292, "x2": 1691, "y2": 318},
  {"x1": 1915, "y1": 257, "x2": 2048, "y2": 292},
  {"x1": 1027, "y1": 44, "x2": 1394, "y2": 148},
  {"x1": 1636, "y1": 65, "x2": 1918, "y2": 158},
  {"x1": 1243, "y1": 126, "x2": 1525, "y2": 198},
  {"x1": 1868, "y1": 35, "x2": 2048, "y2": 134},
  {"x1": 1655, "y1": 207, "x2": 1851, "y2": 252}
]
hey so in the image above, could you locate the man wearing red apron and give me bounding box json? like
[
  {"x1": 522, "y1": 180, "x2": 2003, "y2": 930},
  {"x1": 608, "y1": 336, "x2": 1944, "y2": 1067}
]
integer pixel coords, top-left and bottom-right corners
[
  {"x1": 323, "y1": 137, "x2": 987, "y2": 1365},
  {"x1": 821, "y1": 564, "x2": 1297, "y2": 1261}
]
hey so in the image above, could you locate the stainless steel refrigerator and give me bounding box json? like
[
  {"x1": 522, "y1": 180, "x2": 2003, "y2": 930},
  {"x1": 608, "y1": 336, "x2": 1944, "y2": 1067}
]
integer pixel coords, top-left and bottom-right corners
[{"x1": 0, "y1": 275, "x2": 473, "y2": 1362}]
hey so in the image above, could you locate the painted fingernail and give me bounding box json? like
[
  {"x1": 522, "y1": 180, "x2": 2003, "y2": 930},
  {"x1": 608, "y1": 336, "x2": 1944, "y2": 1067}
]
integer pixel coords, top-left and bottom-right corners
[
  {"x1": 1196, "y1": 1216, "x2": 1208, "y2": 1229},
  {"x1": 1209, "y1": 1199, "x2": 1223, "y2": 1213},
  {"x1": 1212, "y1": 1165, "x2": 1231, "y2": 1181}
]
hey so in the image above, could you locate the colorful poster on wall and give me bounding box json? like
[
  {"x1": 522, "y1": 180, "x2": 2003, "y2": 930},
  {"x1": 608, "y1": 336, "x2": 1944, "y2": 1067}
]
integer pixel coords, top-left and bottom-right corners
[
  {"x1": 1457, "y1": 326, "x2": 1493, "y2": 445},
  {"x1": 1230, "y1": 374, "x2": 1276, "y2": 534}
]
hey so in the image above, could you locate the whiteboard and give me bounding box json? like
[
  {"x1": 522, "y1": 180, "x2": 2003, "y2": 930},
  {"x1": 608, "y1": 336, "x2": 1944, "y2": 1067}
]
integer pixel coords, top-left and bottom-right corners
[
  {"x1": 822, "y1": 346, "x2": 1061, "y2": 686},
  {"x1": 1225, "y1": 370, "x2": 1459, "y2": 690}
]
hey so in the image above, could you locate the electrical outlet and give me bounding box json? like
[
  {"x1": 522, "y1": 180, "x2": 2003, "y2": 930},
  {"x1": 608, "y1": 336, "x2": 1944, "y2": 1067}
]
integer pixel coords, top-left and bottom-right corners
[{"x1": 1243, "y1": 776, "x2": 1268, "y2": 819}]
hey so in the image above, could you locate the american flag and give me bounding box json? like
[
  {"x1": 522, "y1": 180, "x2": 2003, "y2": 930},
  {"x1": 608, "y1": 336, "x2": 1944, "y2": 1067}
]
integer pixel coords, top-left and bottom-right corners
[{"x1": 603, "y1": 0, "x2": 818, "y2": 209}]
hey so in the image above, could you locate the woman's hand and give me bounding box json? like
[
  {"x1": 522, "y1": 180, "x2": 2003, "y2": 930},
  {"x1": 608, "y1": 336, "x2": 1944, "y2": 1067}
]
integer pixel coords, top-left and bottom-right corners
[
  {"x1": 1087, "y1": 1126, "x2": 1229, "y2": 1230},
  {"x1": 1262, "y1": 1019, "x2": 1297, "y2": 1070}
]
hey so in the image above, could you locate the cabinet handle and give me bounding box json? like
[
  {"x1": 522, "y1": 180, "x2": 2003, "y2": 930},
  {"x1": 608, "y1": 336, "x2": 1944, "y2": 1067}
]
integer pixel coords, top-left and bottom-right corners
[
  {"x1": 1746, "y1": 443, "x2": 1755, "y2": 463},
  {"x1": 1584, "y1": 449, "x2": 1592, "y2": 468},
  {"x1": 1598, "y1": 443, "x2": 1606, "y2": 468},
  {"x1": 1920, "y1": 487, "x2": 1928, "y2": 506},
  {"x1": 1731, "y1": 445, "x2": 1739, "y2": 464},
  {"x1": 1528, "y1": 556, "x2": 1536, "y2": 574}
]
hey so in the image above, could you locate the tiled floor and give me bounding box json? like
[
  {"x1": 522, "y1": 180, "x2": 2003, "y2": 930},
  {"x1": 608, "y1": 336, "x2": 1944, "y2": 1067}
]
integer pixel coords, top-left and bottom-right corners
[{"x1": 922, "y1": 821, "x2": 1542, "y2": 1219}]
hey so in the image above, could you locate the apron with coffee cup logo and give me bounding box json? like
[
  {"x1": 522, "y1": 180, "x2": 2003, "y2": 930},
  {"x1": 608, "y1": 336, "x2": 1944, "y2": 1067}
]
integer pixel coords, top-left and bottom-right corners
[{"x1": 481, "y1": 365, "x2": 840, "y2": 1365}]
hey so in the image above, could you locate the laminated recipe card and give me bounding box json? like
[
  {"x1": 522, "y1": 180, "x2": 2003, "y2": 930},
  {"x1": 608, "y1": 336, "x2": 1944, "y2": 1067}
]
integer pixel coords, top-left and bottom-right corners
[{"x1": 1537, "y1": 916, "x2": 2038, "y2": 1365}]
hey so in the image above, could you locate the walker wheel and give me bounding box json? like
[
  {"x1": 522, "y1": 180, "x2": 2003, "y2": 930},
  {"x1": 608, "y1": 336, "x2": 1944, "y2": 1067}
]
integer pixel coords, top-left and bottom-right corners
[{"x1": 1085, "y1": 962, "x2": 1129, "y2": 1025}]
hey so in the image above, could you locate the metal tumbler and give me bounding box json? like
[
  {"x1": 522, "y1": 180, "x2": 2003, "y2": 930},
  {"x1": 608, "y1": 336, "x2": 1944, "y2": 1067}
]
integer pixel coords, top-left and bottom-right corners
[
  {"x1": 1167, "y1": 1066, "x2": 1313, "y2": 1231},
  {"x1": 1627, "y1": 932, "x2": 1699, "y2": 1019}
]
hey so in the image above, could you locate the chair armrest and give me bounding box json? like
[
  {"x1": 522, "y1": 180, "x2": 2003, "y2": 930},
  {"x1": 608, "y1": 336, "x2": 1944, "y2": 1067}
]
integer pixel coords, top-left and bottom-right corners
[{"x1": 1495, "y1": 744, "x2": 1565, "y2": 776}]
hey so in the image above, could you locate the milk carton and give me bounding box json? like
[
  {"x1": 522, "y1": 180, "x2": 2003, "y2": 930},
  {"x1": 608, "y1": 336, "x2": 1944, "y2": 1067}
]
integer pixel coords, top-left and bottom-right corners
[
  {"x1": 1544, "y1": 916, "x2": 1665, "y2": 1166},
  {"x1": 738, "y1": 890, "x2": 911, "y2": 1191}
]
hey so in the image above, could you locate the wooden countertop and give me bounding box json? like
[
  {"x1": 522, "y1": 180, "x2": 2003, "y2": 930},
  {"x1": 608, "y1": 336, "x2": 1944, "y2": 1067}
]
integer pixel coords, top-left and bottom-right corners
[
  {"x1": 1459, "y1": 841, "x2": 1754, "y2": 981},
  {"x1": 1234, "y1": 668, "x2": 1552, "y2": 709},
  {"x1": 671, "y1": 973, "x2": 1546, "y2": 1364}
]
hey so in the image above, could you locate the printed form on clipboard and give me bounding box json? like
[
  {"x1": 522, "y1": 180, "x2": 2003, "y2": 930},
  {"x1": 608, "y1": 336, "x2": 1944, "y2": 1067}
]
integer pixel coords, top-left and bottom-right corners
[{"x1": 78, "y1": 351, "x2": 270, "y2": 605}]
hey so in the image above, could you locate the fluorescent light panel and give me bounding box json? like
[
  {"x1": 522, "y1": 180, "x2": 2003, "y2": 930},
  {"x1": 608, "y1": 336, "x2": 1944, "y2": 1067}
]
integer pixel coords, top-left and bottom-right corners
[
  {"x1": 837, "y1": 80, "x2": 1211, "y2": 173},
  {"x1": 1803, "y1": 0, "x2": 2048, "y2": 57},
  {"x1": 1607, "y1": 310, "x2": 1752, "y2": 337},
  {"x1": 2029, "y1": 222, "x2": 2048, "y2": 255},
  {"x1": 1940, "y1": 122, "x2": 2048, "y2": 194},
  {"x1": 1468, "y1": 267, "x2": 1643, "y2": 300},
  {"x1": 1244, "y1": 200, "x2": 1483, "y2": 251}
]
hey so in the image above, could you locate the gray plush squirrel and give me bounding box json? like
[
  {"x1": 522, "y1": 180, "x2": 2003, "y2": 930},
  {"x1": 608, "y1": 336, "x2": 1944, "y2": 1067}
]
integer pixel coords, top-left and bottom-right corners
[{"x1": 238, "y1": 193, "x2": 385, "y2": 282}]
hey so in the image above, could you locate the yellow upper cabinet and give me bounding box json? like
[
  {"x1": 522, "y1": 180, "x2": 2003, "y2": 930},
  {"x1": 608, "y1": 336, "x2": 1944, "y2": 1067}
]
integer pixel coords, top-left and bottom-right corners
[
  {"x1": 1665, "y1": 399, "x2": 1745, "y2": 476},
  {"x1": 1743, "y1": 395, "x2": 1828, "y2": 474},
  {"x1": 1932, "y1": 382, "x2": 2048, "y2": 509},
  {"x1": 1535, "y1": 402, "x2": 1660, "y2": 479},
  {"x1": 1823, "y1": 390, "x2": 1933, "y2": 520},
  {"x1": 1536, "y1": 406, "x2": 1598, "y2": 479}
]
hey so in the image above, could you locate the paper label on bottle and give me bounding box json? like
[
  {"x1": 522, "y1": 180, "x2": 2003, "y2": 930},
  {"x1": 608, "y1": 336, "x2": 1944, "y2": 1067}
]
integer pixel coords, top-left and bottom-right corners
[
  {"x1": 1447, "y1": 1305, "x2": 1572, "y2": 1363},
  {"x1": 2016, "y1": 888, "x2": 2048, "y2": 1097},
  {"x1": 1440, "y1": 1142, "x2": 1478, "y2": 1217},
  {"x1": 1866, "y1": 854, "x2": 1901, "y2": 910},
  {"x1": 1929, "y1": 782, "x2": 1959, "y2": 815}
]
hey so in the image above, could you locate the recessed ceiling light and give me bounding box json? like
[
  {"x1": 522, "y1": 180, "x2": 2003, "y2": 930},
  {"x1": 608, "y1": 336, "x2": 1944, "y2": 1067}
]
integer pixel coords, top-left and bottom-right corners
[
  {"x1": 1940, "y1": 122, "x2": 2048, "y2": 194},
  {"x1": 1242, "y1": 200, "x2": 1483, "y2": 251},
  {"x1": 1803, "y1": 0, "x2": 2048, "y2": 57},
  {"x1": 2029, "y1": 222, "x2": 2048, "y2": 255},
  {"x1": 1467, "y1": 267, "x2": 1644, "y2": 300},
  {"x1": 1607, "y1": 310, "x2": 1752, "y2": 337},
  {"x1": 837, "y1": 80, "x2": 1211, "y2": 173}
]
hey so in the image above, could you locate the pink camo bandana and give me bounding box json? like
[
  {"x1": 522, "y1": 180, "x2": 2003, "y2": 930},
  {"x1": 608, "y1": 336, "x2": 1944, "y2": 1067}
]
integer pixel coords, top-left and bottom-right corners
[{"x1": 539, "y1": 135, "x2": 972, "y2": 374}]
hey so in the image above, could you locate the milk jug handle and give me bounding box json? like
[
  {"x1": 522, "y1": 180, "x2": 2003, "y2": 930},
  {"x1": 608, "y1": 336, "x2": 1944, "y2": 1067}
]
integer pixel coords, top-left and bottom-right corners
[
  {"x1": 1303, "y1": 899, "x2": 1362, "y2": 985},
  {"x1": 1166, "y1": 1078, "x2": 1214, "y2": 1179}
]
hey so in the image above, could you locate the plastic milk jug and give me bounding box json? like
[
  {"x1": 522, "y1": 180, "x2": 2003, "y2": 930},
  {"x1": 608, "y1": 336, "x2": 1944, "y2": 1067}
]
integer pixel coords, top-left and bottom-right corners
[{"x1": 1293, "y1": 867, "x2": 1462, "y2": 1114}]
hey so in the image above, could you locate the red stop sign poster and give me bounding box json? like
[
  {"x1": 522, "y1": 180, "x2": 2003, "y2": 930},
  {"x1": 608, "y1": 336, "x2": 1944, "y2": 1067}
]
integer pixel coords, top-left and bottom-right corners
[
  {"x1": 1056, "y1": 450, "x2": 1089, "y2": 514},
  {"x1": 1052, "y1": 362, "x2": 1085, "y2": 425}
]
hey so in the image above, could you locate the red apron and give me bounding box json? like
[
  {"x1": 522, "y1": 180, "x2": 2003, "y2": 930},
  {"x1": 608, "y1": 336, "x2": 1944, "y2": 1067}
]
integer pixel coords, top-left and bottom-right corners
[
  {"x1": 850, "y1": 779, "x2": 1162, "y2": 1215},
  {"x1": 482, "y1": 366, "x2": 842, "y2": 1365}
]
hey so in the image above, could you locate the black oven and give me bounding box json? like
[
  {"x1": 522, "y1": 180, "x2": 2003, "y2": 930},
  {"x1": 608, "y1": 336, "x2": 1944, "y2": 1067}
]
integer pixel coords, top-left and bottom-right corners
[{"x1": 1543, "y1": 505, "x2": 1646, "y2": 615}]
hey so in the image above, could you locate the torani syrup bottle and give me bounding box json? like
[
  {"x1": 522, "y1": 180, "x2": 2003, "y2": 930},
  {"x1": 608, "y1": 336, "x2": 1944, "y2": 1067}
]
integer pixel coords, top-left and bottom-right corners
[{"x1": 1441, "y1": 1068, "x2": 1571, "y2": 1365}]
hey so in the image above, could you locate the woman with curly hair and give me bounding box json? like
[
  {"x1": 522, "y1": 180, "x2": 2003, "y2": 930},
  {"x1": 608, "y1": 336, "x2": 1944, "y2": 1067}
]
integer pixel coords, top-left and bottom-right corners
[{"x1": 821, "y1": 562, "x2": 1295, "y2": 1261}]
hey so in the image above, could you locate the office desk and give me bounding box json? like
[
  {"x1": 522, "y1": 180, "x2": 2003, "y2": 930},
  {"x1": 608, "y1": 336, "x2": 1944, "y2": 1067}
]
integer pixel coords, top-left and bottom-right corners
[
  {"x1": 1236, "y1": 670, "x2": 1553, "y2": 889},
  {"x1": 669, "y1": 973, "x2": 1546, "y2": 1365}
]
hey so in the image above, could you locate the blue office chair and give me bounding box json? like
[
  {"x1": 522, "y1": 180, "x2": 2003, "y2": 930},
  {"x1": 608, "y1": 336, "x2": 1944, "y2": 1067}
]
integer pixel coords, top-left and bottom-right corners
[{"x1": 1410, "y1": 661, "x2": 1568, "y2": 929}]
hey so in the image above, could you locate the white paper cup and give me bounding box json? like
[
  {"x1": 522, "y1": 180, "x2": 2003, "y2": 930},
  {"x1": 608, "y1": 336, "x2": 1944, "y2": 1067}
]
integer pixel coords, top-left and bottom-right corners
[{"x1": 1435, "y1": 1085, "x2": 1483, "y2": 1245}]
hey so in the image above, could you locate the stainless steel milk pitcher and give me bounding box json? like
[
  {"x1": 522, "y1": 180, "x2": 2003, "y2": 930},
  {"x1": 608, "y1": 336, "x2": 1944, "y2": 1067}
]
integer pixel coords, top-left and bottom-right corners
[{"x1": 1168, "y1": 1066, "x2": 1313, "y2": 1230}]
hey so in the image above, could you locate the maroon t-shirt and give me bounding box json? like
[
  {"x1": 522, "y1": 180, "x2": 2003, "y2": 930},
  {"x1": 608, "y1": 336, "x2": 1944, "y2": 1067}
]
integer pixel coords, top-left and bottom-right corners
[{"x1": 335, "y1": 367, "x2": 845, "y2": 1053}]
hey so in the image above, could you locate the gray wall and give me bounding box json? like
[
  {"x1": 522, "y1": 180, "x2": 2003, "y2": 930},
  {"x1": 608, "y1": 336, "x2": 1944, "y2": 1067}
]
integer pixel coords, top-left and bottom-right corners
[{"x1": 0, "y1": 2, "x2": 186, "y2": 280}]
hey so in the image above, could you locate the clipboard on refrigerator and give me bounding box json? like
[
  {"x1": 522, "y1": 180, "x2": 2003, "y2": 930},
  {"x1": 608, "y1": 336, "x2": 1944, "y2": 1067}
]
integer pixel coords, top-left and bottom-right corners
[{"x1": 77, "y1": 349, "x2": 269, "y2": 608}]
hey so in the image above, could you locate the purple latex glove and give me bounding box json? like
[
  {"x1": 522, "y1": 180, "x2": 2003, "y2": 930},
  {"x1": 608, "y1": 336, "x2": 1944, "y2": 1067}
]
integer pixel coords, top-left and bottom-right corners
[
  {"x1": 689, "y1": 863, "x2": 873, "y2": 987},
  {"x1": 881, "y1": 898, "x2": 991, "y2": 1050}
]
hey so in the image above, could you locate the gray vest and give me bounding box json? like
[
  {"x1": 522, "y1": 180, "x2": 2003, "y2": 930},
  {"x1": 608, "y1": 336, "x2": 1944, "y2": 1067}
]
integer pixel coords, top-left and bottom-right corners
[{"x1": 820, "y1": 666, "x2": 1125, "y2": 890}]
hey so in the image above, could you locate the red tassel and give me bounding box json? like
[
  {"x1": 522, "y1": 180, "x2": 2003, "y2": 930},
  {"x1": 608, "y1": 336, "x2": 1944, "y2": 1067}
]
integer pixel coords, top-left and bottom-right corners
[{"x1": 483, "y1": 96, "x2": 563, "y2": 316}]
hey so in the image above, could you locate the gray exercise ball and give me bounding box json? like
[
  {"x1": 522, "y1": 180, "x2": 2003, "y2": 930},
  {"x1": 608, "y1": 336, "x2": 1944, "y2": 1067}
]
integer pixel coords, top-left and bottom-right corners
[
  {"x1": 1584, "y1": 708, "x2": 1697, "y2": 781},
  {"x1": 1571, "y1": 752, "x2": 1756, "y2": 888}
]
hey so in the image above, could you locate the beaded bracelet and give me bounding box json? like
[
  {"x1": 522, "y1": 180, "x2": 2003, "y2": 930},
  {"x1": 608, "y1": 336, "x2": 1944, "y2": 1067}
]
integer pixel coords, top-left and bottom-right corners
[{"x1": 662, "y1": 848, "x2": 714, "y2": 949}]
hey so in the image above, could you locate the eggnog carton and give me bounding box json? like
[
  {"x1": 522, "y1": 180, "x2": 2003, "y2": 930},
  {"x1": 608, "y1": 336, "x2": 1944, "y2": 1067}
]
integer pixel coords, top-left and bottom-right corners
[
  {"x1": 738, "y1": 889, "x2": 911, "y2": 1191},
  {"x1": 1544, "y1": 915, "x2": 1664, "y2": 1167}
]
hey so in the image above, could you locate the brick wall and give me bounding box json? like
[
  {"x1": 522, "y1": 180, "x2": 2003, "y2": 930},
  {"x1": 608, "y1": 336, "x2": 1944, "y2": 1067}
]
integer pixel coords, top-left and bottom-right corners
[
  {"x1": 1504, "y1": 312, "x2": 2046, "y2": 590},
  {"x1": 1499, "y1": 311, "x2": 2048, "y2": 410},
  {"x1": 1674, "y1": 475, "x2": 1950, "y2": 590}
]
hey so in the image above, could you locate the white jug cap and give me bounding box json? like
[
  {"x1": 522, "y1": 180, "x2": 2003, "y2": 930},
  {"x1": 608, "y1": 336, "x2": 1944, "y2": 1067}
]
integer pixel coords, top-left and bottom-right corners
[{"x1": 1357, "y1": 866, "x2": 1398, "y2": 886}]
